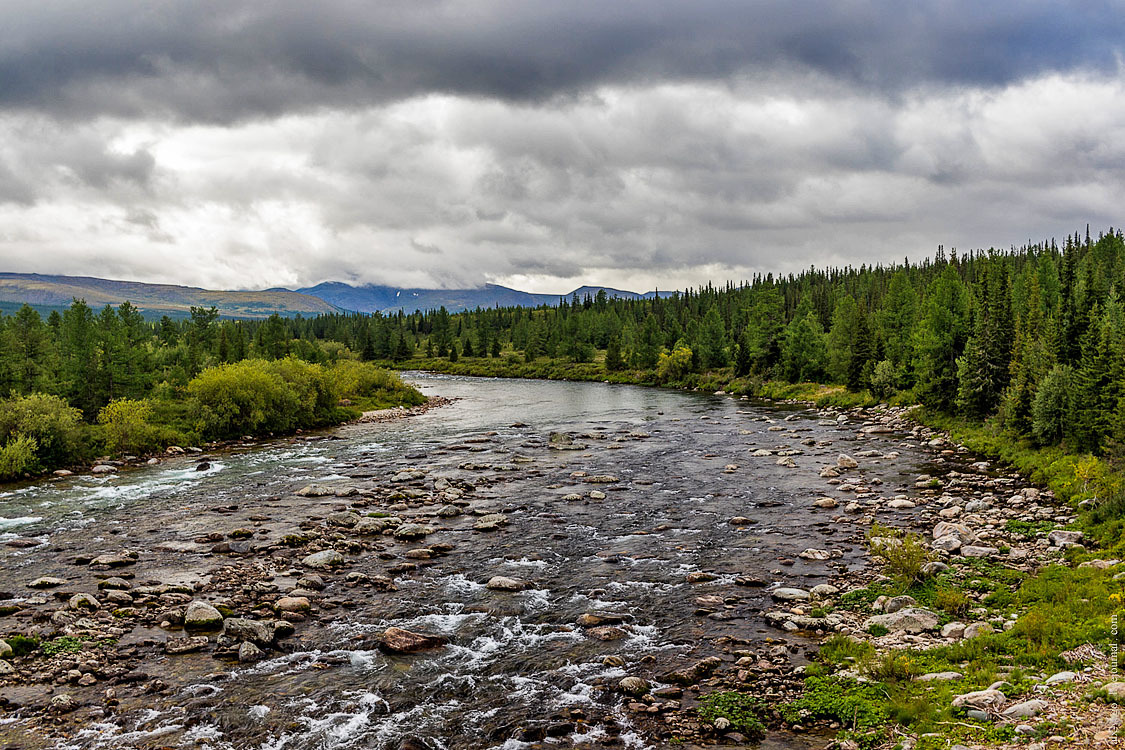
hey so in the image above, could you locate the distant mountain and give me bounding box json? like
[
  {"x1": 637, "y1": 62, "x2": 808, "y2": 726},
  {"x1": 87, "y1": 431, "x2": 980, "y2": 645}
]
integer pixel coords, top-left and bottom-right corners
[
  {"x1": 0, "y1": 273, "x2": 339, "y2": 319},
  {"x1": 0, "y1": 272, "x2": 672, "y2": 319},
  {"x1": 295, "y1": 281, "x2": 667, "y2": 314}
]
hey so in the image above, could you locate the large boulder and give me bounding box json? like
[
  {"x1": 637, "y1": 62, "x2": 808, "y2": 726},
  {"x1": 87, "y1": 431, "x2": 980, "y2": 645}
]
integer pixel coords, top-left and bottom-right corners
[
  {"x1": 865, "y1": 607, "x2": 939, "y2": 634},
  {"x1": 1002, "y1": 700, "x2": 1048, "y2": 719},
  {"x1": 952, "y1": 689, "x2": 1005, "y2": 711},
  {"x1": 184, "y1": 601, "x2": 223, "y2": 630},
  {"x1": 1047, "y1": 530, "x2": 1083, "y2": 547},
  {"x1": 933, "y1": 522, "x2": 974, "y2": 544}
]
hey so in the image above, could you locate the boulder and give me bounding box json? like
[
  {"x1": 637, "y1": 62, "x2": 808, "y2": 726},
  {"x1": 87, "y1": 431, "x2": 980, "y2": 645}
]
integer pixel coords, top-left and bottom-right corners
[
  {"x1": 952, "y1": 689, "x2": 1005, "y2": 711},
  {"x1": 302, "y1": 549, "x2": 344, "y2": 569},
  {"x1": 0, "y1": 640, "x2": 11, "y2": 659},
  {"x1": 887, "y1": 499, "x2": 916, "y2": 509},
  {"x1": 799, "y1": 548, "x2": 831, "y2": 561},
  {"x1": 165, "y1": 636, "x2": 209, "y2": 654},
  {"x1": 837, "y1": 455, "x2": 858, "y2": 469},
  {"x1": 1002, "y1": 699, "x2": 1048, "y2": 719},
  {"x1": 473, "y1": 514, "x2": 509, "y2": 531},
  {"x1": 1047, "y1": 530, "x2": 1083, "y2": 547},
  {"x1": 184, "y1": 601, "x2": 224, "y2": 630},
  {"x1": 238, "y1": 641, "x2": 265, "y2": 662},
  {"x1": 770, "y1": 587, "x2": 811, "y2": 602},
  {"x1": 275, "y1": 596, "x2": 311, "y2": 613},
  {"x1": 325, "y1": 511, "x2": 360, "y2": 528},
  {"x1": 941, "y1": 622, "x2": 966, "y2": 639},
  {"x1": 1045, "y1": 670, "x2": 1076, "y2": 685},
  {"x1": 378, "y1": 627, "x2": 447, "y2": 654},
  {"x1": 618, "y1": 676, "x2": 649, "y2": 696},
  {"x1": 1104, "y1": 682, "x2": 1125, "y2": 700},
  {"x1": 68, "y1": 593, "x2": 99, "y2": 611},
  {"x1": 811, "y1": 584, "x2": 839, "y2": 598},
  {"x1": 392, "y1": 523, "x2": 432, "y2": 540},
  {"x1": 813, "y1": 498, "x2": 838, "y2": 509},
  {"x1": 883, "y1": 595, "x2": 916, "y2": 614},
  {"x1": 486, "y1": 576, "x2": 528, "y2": 591},
  {"x1": 917, "y1": 671, "x2": 963, "y2": 682},
  {"x1": 933, "y1": 522, "x2": 974, "y2": 543},
  {"x1": 932, "y1": 535, "x2": 963, "y2": 552},
  {"x1": 963, "y1": 622, "x2": 995, "y2": 639},
  {"x1": 29, "y1": 576, "x2": 66, "y2": 589},
  {"x1": 865, "y1": 607, "x2": 939, "y2": 634},
  {"x1": 960, "y1": 545, "x2": 999, "y2": 558}
]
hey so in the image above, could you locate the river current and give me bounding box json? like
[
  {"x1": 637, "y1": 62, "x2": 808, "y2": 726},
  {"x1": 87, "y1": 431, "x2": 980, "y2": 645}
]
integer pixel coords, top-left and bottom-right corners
[{"x1": 0, "y1": 374, "x2": 937, "y2": 749}]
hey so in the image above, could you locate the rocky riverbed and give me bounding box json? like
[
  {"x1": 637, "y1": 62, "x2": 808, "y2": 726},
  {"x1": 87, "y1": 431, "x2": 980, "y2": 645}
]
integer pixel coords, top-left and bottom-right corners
[{"x1": 0, "y1": 375, "x2": 1118, "y2": 749}]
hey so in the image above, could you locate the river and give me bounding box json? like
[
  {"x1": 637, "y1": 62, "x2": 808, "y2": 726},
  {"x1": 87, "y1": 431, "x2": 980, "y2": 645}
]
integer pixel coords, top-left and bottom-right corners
[{"x1": 0, "y1": 374, "x2": 940, "y2": 749}]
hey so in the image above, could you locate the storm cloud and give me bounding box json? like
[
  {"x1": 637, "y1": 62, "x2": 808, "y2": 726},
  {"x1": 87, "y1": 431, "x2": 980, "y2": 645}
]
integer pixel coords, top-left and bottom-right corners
[{"x1": 0, "y1": 2, "x2": 1122, "y2": 291}]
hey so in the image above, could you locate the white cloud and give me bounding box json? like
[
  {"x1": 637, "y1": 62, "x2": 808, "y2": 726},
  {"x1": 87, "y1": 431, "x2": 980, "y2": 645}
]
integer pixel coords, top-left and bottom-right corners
[{"x1": 0, "y1": 71, "x2": 1123, "y2": 291}]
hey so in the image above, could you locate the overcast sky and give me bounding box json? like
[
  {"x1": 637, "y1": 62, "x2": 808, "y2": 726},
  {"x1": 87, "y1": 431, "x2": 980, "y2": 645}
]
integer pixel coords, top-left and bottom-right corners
[{"x1": 0, "y1": 1, "x2": 1123, "y2": 293}]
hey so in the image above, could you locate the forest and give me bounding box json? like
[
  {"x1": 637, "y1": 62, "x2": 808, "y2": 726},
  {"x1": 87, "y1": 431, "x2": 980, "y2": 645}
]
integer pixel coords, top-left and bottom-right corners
[{"x1": 0, "y1": 227, "x2": 1122, "y2": 503}]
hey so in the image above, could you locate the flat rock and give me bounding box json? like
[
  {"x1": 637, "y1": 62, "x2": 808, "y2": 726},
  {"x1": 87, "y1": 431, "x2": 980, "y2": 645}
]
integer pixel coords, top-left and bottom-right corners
[
  {"x1": 917, "y1": 671, "x2": 963, "y2": 682},
  {"x1": 770, "y1": 587, "x2": 811, "y2": 602},
  {"x1": 165, "y1": 636, "x2": 209, "y2": 654},
  {"x1": 302, "y1": 549, "x2": 344, "y2": 568},
  {"x1": 963, "y1": 622, "x2": 995, "y2": 639},
  {"x1": 485, "y1": 576, "x2": 528, "y2": 591},
  {"x1": 1045, "y1": 670, "x2": 1076, "y2": 685},
  {"x1": 378, "y1": 626, "x2": 447, "y2": 654},
  {"x1": 798, "y1": 548, "x2": 831, "y2": 561},
  {"x1": 960, "y1": 545, "x2": 999, "y2": 558},
  {"x1": 865, "y1": 607, "x2": 939, "y2": 634},
  {"x1": 1002, "y1": 699, "x2": 1049, "y2": 719},
  {"x1": 473, "y1": 514, "x2": 509, "y2": 531},
  {"x1": 275, "y1": 596, "x2": 311, "y2": 613},
  {"x1": 29, "y1": 576, "x2": 66, "y2": 589}
]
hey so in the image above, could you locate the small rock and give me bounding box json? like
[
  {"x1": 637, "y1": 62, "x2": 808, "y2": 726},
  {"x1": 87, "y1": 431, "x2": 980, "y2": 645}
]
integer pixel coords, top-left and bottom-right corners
[
  {"x1": 275, "y1": 596, "x2": 311, "y2": 613},
  {"x1": 883, "y1": 595, "x2": 916, "y2": 614},
  {"x1": 485, "y1": 576, "x2": 528, "y2": 591},
  {"x1": 960, "y1": 545, "x2": 999, "y2": 558},
  {"x1": 378, "y1": 627, "x2": 447, "y2": 654},
  {"x1": 29, "y1": 576, "x2": 67, "y2": 589},
  {"x1": 1045, "y1": 670, "x2": 1076, "y2": 685},
  {"x1": 165, "y1": 636, "x2": 209, "y2": 654},
  {"x1": 837, "y1": 455, "x2": 858, "y2": 469},
  {"x1": 238, "y1": 641, "x2": 265, "y2": 662},
  {"x1": 952, "y1": 688, "x2": 1005, "y2": 711}
]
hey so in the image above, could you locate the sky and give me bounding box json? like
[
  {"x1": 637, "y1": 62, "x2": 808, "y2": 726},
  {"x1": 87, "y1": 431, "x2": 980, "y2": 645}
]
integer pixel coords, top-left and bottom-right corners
[{"x1": 0, "y1": 1, "x2": 1123, "y2": 294}]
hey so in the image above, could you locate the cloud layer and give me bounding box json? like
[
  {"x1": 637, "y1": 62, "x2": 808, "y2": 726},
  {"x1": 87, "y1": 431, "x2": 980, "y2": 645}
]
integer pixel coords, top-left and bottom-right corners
[{"x1": 0, "y1": 2, "x2": 1122, "y2": 291}]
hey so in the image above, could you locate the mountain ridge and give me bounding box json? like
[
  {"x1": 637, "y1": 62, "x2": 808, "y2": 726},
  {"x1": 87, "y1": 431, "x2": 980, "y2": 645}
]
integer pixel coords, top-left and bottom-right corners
[{"x1": 0, "y1": 272, "x2": 671, "y2": 318}]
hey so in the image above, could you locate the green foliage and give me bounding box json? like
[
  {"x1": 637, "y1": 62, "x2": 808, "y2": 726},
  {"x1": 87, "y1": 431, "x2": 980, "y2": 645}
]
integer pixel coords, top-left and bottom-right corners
[
  {"x1": 0, "y1": 433, "x2": 38, "y2": 479},
  {"x1": 6, "y1": 634, "x2": 40, "y2": 656},
  {"x1": 656, "y1": 344, "x2": 694, "y2": 383},
  {"x1": 782, "y1": 676, "x2": 890, "y2": 729},
  {"x1": 98, "y1": 398, "x2": 162, "y2": 454},
  {"x1": 0, "y1": 392, "x2": 84, "y2": 472},
  {"x1": 867, "y1": 523, "x2": 932, "y2": 589},
  {"x1": 1031, "y1": 365, "x2": 1074, "y2": 445},
  {"x1": 697, "y1": 692, "x2": 766, "y2": 740},
  {"x1": 41, "y1": 636, "x2": 85, "y2": 656}
]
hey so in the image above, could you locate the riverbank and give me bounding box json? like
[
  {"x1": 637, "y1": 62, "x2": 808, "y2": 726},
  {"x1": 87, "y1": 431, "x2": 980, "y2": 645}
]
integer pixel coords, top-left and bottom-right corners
[
  {"x1": 389, "y1": 360, "x2": 1125, "y2": 748},
  {"x1": 0, "y1": 375, "x2": 1119, "y2": 750}
]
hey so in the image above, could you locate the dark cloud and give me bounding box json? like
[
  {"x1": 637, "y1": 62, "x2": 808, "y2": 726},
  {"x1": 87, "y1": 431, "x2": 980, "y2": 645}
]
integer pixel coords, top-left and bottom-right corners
[{"x1": 1, "y1": 1, "x2": 1122, "y2": 122}]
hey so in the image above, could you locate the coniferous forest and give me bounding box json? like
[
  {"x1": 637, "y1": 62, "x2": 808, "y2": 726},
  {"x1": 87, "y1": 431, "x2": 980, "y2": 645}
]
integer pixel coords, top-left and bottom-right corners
[{"x1": 1, "y1": 228, "x2": 1124, "y2": 518}]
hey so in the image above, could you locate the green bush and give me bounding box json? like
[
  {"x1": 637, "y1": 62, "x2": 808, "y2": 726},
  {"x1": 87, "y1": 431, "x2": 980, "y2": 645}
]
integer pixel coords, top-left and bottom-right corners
[
  {"x1": 0, "y1": 393, "x2": 85, "y2": 470},
  {"x1": 0, "y1": 434, "x2": 38, "y2": 479},
  {"x1": 188, "y1": 357, "x2": 424, "y2": 439},
  {"x1": 867, "y1": 523, "x2": 932, "y2": 589},
  {"x1": 782, "y1": 676, "x2": 890, "y2": 729},
  {"x1": 98, "y1": 398, "x2": 162, "y2": 454},
  {"x1": 656, "y1": 344, "x2": 694, "y2": 383}
]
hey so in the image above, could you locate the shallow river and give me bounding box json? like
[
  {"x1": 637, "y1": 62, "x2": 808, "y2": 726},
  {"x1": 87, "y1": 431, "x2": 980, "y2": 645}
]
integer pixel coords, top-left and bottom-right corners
[{"x1": 0, "y1": 374, "x2": 939, "y2": 749}]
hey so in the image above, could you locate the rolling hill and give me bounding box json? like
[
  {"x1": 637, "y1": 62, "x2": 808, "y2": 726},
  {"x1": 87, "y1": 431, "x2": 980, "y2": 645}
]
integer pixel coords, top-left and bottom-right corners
[{"x1": 0, "y1": 273, "x2": 339, "y2": 318}]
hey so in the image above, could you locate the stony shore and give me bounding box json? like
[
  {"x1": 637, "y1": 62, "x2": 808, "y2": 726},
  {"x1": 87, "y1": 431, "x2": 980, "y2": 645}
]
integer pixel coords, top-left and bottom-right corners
[{"x1": 0, "y1": 394, "x2": 1119, "y2": 749}]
